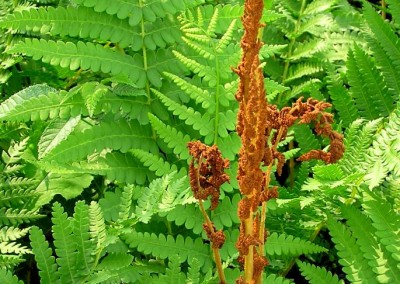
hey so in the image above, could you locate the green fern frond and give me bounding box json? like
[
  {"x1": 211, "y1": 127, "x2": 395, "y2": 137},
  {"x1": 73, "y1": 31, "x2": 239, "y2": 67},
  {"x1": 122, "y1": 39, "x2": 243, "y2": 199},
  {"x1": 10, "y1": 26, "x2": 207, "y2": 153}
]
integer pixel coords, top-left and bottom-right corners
[
  {"x1": 76, "y1": 151, "x2": 150, "y2": 185},
  {"x1": 29, "y1": 226, "x2": 59, "y2": 284},
  {"x1": 89, "y1": 201, "x2": 106, "y2": 260},
  {"x1": 212, "y1": 194, "x2": 240, "y2": 229},
  {"x1": 122, "y1": 232, "x2": 211, "y2": 269},
  {"x1": 285, "y1": 63, "x2": 323, "y2": 82},
  {"x1": 364, "y1": 105, "x2": 400, "y2": 187},
  {"x1": 339, "y1": 118, "x2": 382, "y2": 174},
  {"x1": 362, "y1": 191, "x2": 400, "y2": 266},
  {"x1": 297, "y1": 260, "x2": 344, "y2": 284},
  {"x1": 341, "y1": 205, "x2": 400, "y2": 283},
  {"x1": 148, "y1": 113, "x2": 191, "y2": 161},
  {"x1": 118, "y1": 185, "x2": 133, "y2": 221},
  {"x1": 292, "y1": 124, "x2": 320, "y2": 155},
  {"x1": 187, "y1": 257, "x2": 201, "y2": 284},
  {"x1": 162, "y1": 72, "x2": 212, "y2": 109},
  {"x1": 0, "y1": 255, "x2": 24, "y2": 269},
  {"x1": 72, "y1": 201, "x2": 95, "y2": 277},
  {"x1": 134, "y1": 173, "x2": 192, "y2": 223},
  {"x1": 302, "y1": 0, "x2": 336, "y2": 16},
  {"x1": 0, "y1": 227, "x2": 29, "y2": 242},
  {"x1": 288, "y1": 39, "x2": 327, "y2": 61},
  {"x1": 72, "y1": 0, "x2": 203, "y2": 25},
  {"x1": 0, "y1": 6, "x2": 135, "y2": 48},
  {"x1": 216, "y1": 19, "x2": 237, "y2": 53},
  {"x1": 130, "y1": 149, "x2": 180, "y2": 178},
  {"x1": 0, "y1": 84, "x2": 87, "y2": 122},
  {"x1": 386, "y1": 0, "x2": 400, "y2": 24},
  {"x1": 363, "y1": 1, "x2": 400, "y2": 97},
  {"x1": 151, "y1": 88, "x2": 213, "y2": 137},
  {"x1": 171, "y1": 51, "x2": 216, "y2": 86},
  {"x1": 0, "y1": 208, "x2": 42, "y2": 226},
  {"x1": 327, "y1": 69, "x2": 358, "y2": 127},
  {"x1": 327, "y1": 215, "x2": 377, "y2": 283},
  {"x1": 265, "y1": 232, "x2": 327, "y2": 256},
  {"x1": 347, "y1": 44, "x2": 394, "y2": 119},
  {"x1": 0, "y1": 242, "x2": 30, "y2": 255},
  {"x1": 51, "y1": 202, "x2": 78, "y2": 283},
  {"x1": 265, "y1": 274, "x2": 294, "y2": 284},
  {"x1": 41, "y1": 119, "x2": 157, "y2": 163},
  {"x1": 38, "y1": 116, "x2": 80, "y2": 159},
  {"x1": 8, "y1": 39, "x2": 144, "y2": 86},
  {"x1": 0, "y1": 268, "x2": 23, "y2": 284},
  {"x1": 160, "y1": 204, "x2": 204, "y2": 235},
  {"x1": 0, "y1": 187, "x2": 38, "y2": 208}
]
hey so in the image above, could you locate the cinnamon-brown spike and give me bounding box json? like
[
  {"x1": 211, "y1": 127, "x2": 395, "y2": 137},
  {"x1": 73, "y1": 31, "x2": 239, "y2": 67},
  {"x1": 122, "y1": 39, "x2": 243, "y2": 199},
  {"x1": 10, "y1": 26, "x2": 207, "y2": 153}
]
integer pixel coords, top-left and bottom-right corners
[{"x1": 187, "y1": 141, "x2": 230, "y2": 210}]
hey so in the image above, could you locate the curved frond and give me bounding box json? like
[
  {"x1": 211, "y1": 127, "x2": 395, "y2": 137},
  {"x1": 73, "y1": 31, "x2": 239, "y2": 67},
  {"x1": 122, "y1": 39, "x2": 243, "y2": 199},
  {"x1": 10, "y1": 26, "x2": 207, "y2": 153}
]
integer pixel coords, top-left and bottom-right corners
[
  {"x1": 327, "y1": 215, "x2": 376, "y2": 283},
  {"x1": 8, "y1": 39, "x2": 144, "y2": 86},
  {"x1": 362, "y1": 191, "x2": 400, "y2": 266},
  {"x1": 0, "y1": 6, "x2": 135, "y2": 48},
  {"x1": 297, "y1": 260, "x2": 344, "y2": 284},
  {"x1": 265, "y1": 232, "x2": 327, "y2": 256},
  {"x1": 30, "y1": 226, "x2": 59, "y2": 284},
  {"x1": 41, "y1": 120, "x2": 157, "y2": 163},
  {"x1": 122, "y1": 232, "x2": 211, "y2": 269}
]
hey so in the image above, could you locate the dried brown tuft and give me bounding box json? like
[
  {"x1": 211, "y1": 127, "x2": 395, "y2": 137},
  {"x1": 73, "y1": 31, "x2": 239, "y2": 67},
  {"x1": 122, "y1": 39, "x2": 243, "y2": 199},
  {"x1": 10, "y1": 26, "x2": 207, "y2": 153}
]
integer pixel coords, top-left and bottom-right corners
[{"x1": 187, "y1": 141, "x2": 230, "y2": 210}]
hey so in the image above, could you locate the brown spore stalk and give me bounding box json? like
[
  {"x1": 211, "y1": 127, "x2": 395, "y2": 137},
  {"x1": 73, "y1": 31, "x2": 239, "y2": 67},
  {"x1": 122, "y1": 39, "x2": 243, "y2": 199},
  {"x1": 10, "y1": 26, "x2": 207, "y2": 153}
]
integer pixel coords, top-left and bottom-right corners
[{"x1": 232, "y1": 0, "x2": 269, "y2": 282}]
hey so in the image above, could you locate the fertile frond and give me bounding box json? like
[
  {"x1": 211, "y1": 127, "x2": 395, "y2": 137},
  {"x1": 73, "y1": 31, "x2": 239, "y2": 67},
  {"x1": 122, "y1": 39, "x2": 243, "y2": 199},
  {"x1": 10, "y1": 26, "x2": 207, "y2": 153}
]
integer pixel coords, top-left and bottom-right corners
[
  {"x1": 41, "y1": 119, "x2": 157, "y2": 163},
  {"x1": 265, "y1": 232, "x2": 327, "y2": 256},
  {"x1": 297, "y1": 261, "x2": 344, "y2": 284},
  {"x1": 30, "y1": 226, "x2": 59, "y2": 284},
  {"x1": 122, "y1": 232, "x2": 211, "y2": 269}
]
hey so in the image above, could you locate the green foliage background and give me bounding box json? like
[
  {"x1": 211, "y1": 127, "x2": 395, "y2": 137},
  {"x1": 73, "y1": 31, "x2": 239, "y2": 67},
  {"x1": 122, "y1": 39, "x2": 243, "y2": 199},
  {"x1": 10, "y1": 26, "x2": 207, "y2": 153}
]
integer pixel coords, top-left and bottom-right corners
[{"x1": 0, "y1": 0, "x2": 399, "y2": 283}]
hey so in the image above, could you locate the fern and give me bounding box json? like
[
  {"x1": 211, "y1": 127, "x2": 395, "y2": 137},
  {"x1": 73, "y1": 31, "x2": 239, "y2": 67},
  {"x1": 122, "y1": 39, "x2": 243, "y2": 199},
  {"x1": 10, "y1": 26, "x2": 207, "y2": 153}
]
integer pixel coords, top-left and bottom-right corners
[
  {"x1": 122, "y1": 231, "x2": 212, "y2": 270},
  {"x1": 297, "y1": 260, "x2": 344, "y2": 284},
  {"x1": 327, "y1": 214, "x2": 377, "y2": 283},
  {"x1": 362, "y1": 191, "x2": 400, "y2": 267},
  {"x1": 364, "y1": 104, "x2": 400, "y2": 188},
  {"x1": 346, "y1": 44, "x2": 394, "y2": 120},
  {"x1": 41, "y1": 119, "x2": 157, "y2": 163},
  {"x1": 265, "y1": 232, "x2": 327, "y2": 256},
  {"x1": 30, "y1": 226, "x2": 59, "y2": 284}
]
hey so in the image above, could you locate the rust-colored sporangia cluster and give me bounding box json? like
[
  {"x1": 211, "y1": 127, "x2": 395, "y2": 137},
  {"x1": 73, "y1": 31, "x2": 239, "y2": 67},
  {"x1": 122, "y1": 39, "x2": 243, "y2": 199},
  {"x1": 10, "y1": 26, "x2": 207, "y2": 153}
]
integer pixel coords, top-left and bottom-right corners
[
  {"x1": 187, "y1": 0, "x2": 344, "y2": 283},
  {"x1": 232, "y1": 0, "x2": 344, "y2": 283},
  {"x1": 187, "y1": 141, "x2": 230, "y2": 283}
]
